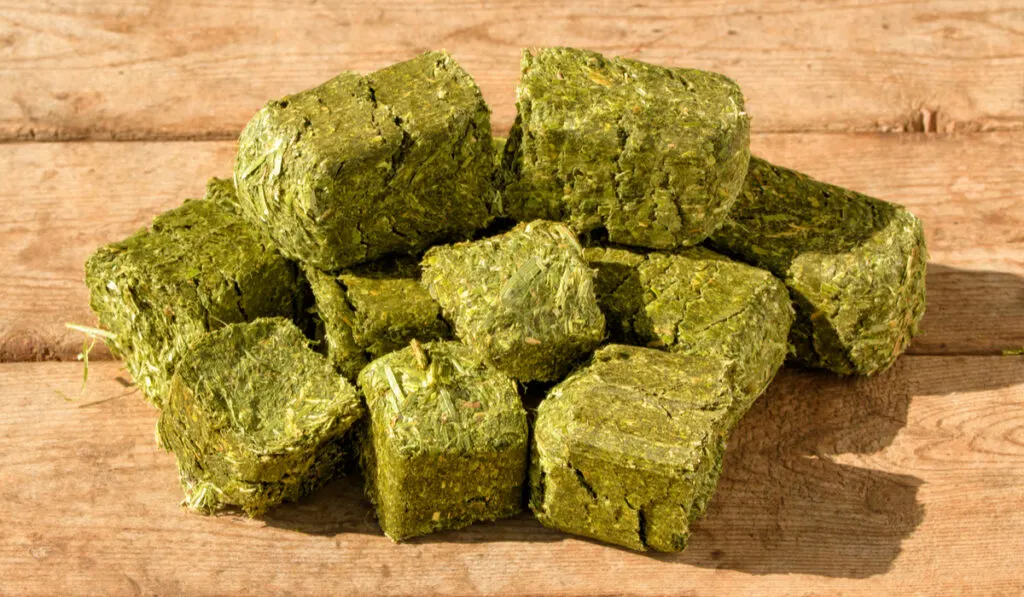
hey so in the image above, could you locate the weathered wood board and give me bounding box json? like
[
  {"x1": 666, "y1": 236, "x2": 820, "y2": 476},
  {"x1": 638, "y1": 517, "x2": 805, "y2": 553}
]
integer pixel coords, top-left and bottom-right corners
[{"x1": 0, "y1": 0, "x2": 1021, "y2": 141}]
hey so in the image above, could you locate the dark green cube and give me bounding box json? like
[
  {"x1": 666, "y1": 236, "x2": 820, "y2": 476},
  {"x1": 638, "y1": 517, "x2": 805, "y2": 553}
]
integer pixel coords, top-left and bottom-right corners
[{"x1": 358, "y1": 341, "x2": 528, "y2": 541}]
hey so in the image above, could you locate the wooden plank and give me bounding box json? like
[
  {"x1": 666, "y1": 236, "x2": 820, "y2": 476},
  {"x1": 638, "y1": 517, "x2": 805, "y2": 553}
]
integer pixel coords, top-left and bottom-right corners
[
  {"x1": 0, "y1": 0, "x2": 1021, "y2": 141},
  {"x1": 1, "y1": 356, "x2": 1021, "y2": 595},
  {"x1": 2, "y1": 132, "x2": 1021, "y2": 362}
]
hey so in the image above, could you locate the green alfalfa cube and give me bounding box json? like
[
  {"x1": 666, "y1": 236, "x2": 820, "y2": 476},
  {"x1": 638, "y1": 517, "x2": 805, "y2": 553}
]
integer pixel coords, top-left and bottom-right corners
[
  {"x1": 501, "y1": 47, "x2": 750, "y2": 249},
  {"x1": 597, "y1": 247, "x2": 793, "y2": 399},
  {"x1": 358, "y1": 340, "x2": 528, "y2": 541},
  {"x1": 420, "y1": 220, "x2": 605, "y2": 382},
  {"x1": 84, "y1": 199, "x2": 302, "y2": 407},
  {"x1": 204, "y1": 176, "x2": 238, "y2": 212},
  {"x1": 159, "y1": 318, "x2": 365, "y2": 516},
  {"x1": 234, "y1": 51, "x2": 494, "y2": 271},
  {"x1": 709, "y1": 157, "x2": 928, "y2": 375},
  {"x1": 530, "y1": 344, "x2": 754, "y2": 552},
  {"x1": 306, "y1": 257, "x2": 450, "y2": 380}
]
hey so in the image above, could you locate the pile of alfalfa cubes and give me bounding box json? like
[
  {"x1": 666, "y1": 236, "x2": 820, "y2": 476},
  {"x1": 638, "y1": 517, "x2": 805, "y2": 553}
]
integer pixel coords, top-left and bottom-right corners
[{"x1": 85, "y1": 47, "x2": 927, "y2": 551}]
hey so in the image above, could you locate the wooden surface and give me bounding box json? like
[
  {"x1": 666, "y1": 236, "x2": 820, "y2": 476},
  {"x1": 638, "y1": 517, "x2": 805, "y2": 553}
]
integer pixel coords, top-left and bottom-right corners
[
  {"x1": 1, "y1": 0, "x2": 1022, "y2": 140},
  {"x1": 1, "y1": 0, "x2": 1023, "y2": 595}
]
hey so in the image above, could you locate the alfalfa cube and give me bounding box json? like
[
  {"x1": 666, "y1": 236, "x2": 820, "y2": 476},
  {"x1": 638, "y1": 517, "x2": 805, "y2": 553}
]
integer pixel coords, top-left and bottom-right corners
[
  {"x1": 530, "y1": 345, "x2": 755, "y2": 552},
  {"x1": 709, "y1": 157, "x2": 928, "y2": 375},
  {"x1": 159, "y1": 318, "x2": 365, "y2": 516},
  {"x1": 421, "y1": 220, "x2": 605, "y2": 382},
  {"x1": 607, "y1": 247, "x2": 794, "y2": 398},
  {"x1": 306, "y1": 257, "x2": 449, "y2": 381},
  {"x1": 358, "y1": 341, "x2": 528, "y2": 541},
  {"x1": 85, "y1": 199, "x2": 301, "y2": 407},
  {"x1": 234, "y1": 51, "x2": 494, "y2": 271},
  {"x1": 501, "y1": 47, "x2": 750, "y2": 249}
]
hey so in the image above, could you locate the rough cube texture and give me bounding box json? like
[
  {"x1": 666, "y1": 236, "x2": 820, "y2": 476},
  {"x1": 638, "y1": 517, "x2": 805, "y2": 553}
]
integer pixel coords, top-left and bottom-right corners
[
  {"x1": 306, "y1": 257, "x2": 449, "y2": 380},
  {"x1": 501, "y1": 47, "x2": 750, "y2": 250},
  {"x1": 592, "y1": 246, "x2": 794, "y2": 397},
  {"x1": 530, "y1": 345, "x2": 755, "y2": 552},
  {"x1": 234, "y1": 51, "x2": 494, "y2": 271},
  {"x1": 358, "y1": 341, "x2": 528, "y2": 541},
  {"x1": 421, "y1": 220, "x2": 605, "y2": 382},
  {"x1": 159, "y1": 318, "x2": 365, "y2": 516},
  {"x1": 85, "y1": 199, "x2": 301, "y2": 407},
  {"x1": 709, "y1": 156, "x2": 928, "y2": 375},
  {"x1": 204, "y1": 176, "x2": 238, "y2": 212}
]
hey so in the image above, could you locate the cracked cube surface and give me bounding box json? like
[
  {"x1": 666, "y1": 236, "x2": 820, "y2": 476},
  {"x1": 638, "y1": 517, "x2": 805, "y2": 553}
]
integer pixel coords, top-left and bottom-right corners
[
  {"x1": 305, "y1": 257, "x2": 449, "y2": 381},
  {"x1": 358, "y1": 341, "x2": 528, "y2": 541},
  {"x1": 530, "y1": 345, "x2": 753, "y2": 552},
  {"x1": 159, "y1": 318, "x2": 365, "y2": 516},
  {"x1": 421, "y1": 220, "x2": 605, "y2": 382},
  {"x1": 234, "y1": 51, "x2": 494, "y2": 271},
  {"x1": 592, "y1": 246, "x2": 794, "y2": 399},
  {"x1": 501, "y1": 47, "x2": 750, "y2": 250},
  {"x1": 85, "y1": 199, "x2": 302, "y2": 407},
  {"x1": 709, "y1": 157, "x2": 928, "y2": 375}
]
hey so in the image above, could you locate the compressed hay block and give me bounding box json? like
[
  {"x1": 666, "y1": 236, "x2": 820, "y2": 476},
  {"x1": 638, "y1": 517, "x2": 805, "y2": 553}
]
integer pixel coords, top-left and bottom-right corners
[
  {"x1": 421, "y1": 220, "x2": 605, "y2": 382},
  {"x1": 501, "y1": 47, "x2": 750, "y2": 250},
  {"x1": 530, "y1": 344, "x2": 753, "y2": 552},
  {"x1": 306, "y1": 257, "x2": 449, "y2": 380},
  {"x1": 234, "y1": 51, "x2": 494, "y2": 271},
  {"x1": 159, "y1": 318, "x2": 365, "y2": 516},
  {"x1": 204, "y1": 176, "x2": 238, "y2": 212},
  {"x1": 358, "y1": 341, "x2": 528, "y2": 541},
  {"x1": 595, "y1": 247, "x2": 793, "y2": 398},
  {"x1": 709, "y1": 157, "x2": 928, "y2": 375},
  {"x1": 85, "y1": 199, "x2": 302, "y2": 407}
]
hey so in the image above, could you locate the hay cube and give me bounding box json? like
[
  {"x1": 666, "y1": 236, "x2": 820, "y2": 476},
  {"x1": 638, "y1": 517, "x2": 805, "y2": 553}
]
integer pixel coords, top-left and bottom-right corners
[
  {"x1": 159, "y1": 318, "x2": 365, "y2": 516},
  {"x1": 594, "y1": 247, "x2": 793, "y2": 398},
  {"x1": 85, "y1": 199, "x2": 302, "y2": 407},
  {"x1": 234, "y1": 51, "x2": 494, "y2": 271},
  {"x1": 203, "y1": 176, "x2": 238, "y2": 212},
  {"x1": 530, "y1": 344, "x2": 754, "y2": 552},
  {"x1": 306, "y1": 257, "x2": 449, "y2": 380},
  {"x1": 501, "y1": 47, "x2": 750, "y2": 249},
  {"x1": 358, "y1": 341, "x2": 528, "y2": 541},
  {"x1": 709, "y1": 157, "x2": 928, "y2": 375},
  {"x1": 421, "y1": 220, "x2": 605, "y2": 382}
]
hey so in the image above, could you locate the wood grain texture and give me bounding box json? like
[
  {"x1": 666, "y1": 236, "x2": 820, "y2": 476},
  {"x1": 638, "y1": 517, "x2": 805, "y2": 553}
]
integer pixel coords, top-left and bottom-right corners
[
  {"x1": 1, "y1": 356, "x2": 1021, "y2": 596},
  {"x1": 1, "y1": 0, "x2": 1022, "y2": 141},
  {"x1": 2, "y1": 132, "x2": 1020, "y2": 362}
]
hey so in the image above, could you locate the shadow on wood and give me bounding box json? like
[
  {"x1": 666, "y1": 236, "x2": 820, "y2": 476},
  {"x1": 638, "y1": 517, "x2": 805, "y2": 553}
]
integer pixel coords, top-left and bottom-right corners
[
  {"x1": 672, "y1": 363, "x2": 924, "y2": 577},
  {"x1": 911, "y1": 264, "x2": 1024, "y2": 356}
]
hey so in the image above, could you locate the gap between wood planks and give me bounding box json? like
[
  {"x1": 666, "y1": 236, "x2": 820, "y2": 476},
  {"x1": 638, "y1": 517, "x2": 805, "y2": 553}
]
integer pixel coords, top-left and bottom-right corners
[{"x1": 0, "y1": 113, "x2": 1011, "y2": 145}]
